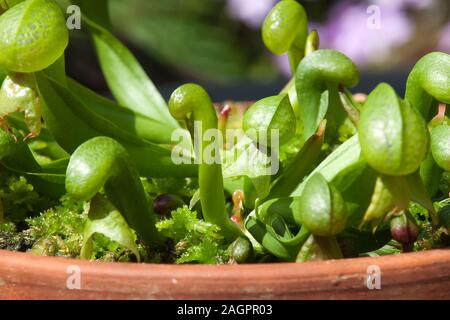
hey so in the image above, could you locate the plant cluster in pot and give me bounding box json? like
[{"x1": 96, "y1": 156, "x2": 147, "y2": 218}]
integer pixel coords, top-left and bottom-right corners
[{"x1": 0, "y1": 0, "x2": 449, "y2": 300}]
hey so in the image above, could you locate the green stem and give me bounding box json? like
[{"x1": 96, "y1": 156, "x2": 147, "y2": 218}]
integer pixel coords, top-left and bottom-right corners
[
  {"x1": 338, "y1": 88, "x2": 361, "y2": 125},
  {"x1": 169, "y1": 83, "x2": 241, "y2": 241},
  {"x1": 279, "y1": 30, "x2": 320, "y2": 132},
  {"x1": 304, "y1": 29, "x2": 320, "y2": 57}
]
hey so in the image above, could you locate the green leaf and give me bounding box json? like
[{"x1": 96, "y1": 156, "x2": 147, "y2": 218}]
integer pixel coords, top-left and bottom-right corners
[
  {"x1": 189, "y1": 189, "x2": 200, "y2": 210},
  {"x1": 7, "y1": 113, "x2": 69, "y2": 162},
  {"x1": 36, "y1": 72, "x2": 196, "y2": 178},
  {"x1": 222, "y1": 135, "x2": 278, "y2": 179},
  {"x1": 330, "y1": 159, "x2": 377, "y2": 227},
  {"x1": 337, "y1": 228, "x2": 391, "y2": 257},
  {"x1": 0, "y1": 66, "x2": 6, "y2": 83},
  {"x1": 361, "y1": 175, "x2": 410, "y2": 230},
  {"x1": 296, "y1": 234, "x2": 343, "y2": 262},
  {"x1": 222, "y1": 134, "x2": 274, "y2": 204},
  {"x1": 0, "y1": 0, "x2": 24, "y2": 13},
  {"x1": 430, "y1": 124, "x2": 450, "y2": 171},
  {"x1": 292, "y1": 134, "x2": 362, "y2": 196},
  {"x1": 250, "y1": 176, "x2": 271, "y2": 201},
  {"x1": 81, "y1": 194, "x2": 140, "y2": 262},
  {"x1": 420, "y1": 152, "x2": 442, "y2": 198},
  {"x1": 67, "y1": 78, "x2": 175, "y2": 144},
  {"x1": 80, "y1": 13, "x2": 179, "y2": 130},
  {"x1": 257, "y1": 197, "x2": 298, "y2": 226},
  {"x1": 244, "y1": 216, "x2": 294, "y2": 261},
  {"x1": 0, "y1": 128, "x2": 65, "y2": 197},
  {"x1": 267, "y1": 121, "x2": 325, "y2": 200},
  {"x1": 405, "y1": 52, "x2": 450, "y2": 119},
  {"x1": 363, "y1": 244, "x2": 401, "y2": 257},
  {"x1": 405, "y1": 172, "x2": 438, "y2": 226},
  {"x1": 243, "y1": 94, "x2": 296, "y2": 146},
  {"x1": 36, "y1": 72, "x2": 102, "y2": 152}
]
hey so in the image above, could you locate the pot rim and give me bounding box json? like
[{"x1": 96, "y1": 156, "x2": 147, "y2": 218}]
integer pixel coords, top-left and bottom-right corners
[{"x1": 1, "y1": 248, "x2": 450, "y2": 299}]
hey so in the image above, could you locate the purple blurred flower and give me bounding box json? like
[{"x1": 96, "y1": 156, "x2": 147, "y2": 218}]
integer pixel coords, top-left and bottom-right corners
[
  {"x1": 226, "y1": 0, "x2": 277, "y2": 29},
  {"x1": 271, "y1": 0, "x2": 439, "y2": 76},
  {"x1": 375, "y1": 0, "x2": 434, "y2": 10},
  {"x1": 273, "y1": 54, "x2": 291, "y2": 77},
  {"x1": 318, "y1": 1, "x2": 413, "y2": 66},
  {"x1": 438, "y1": 22, "x2": 450, "y2": 53}
]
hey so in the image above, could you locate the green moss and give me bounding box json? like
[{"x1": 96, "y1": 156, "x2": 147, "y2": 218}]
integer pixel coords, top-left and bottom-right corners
[
  {"x1": 26, "y1": 196, "x2": 86, "y2": 257},
  {"x1": 408, "y1": 199, "x2": 450, "y2": 251},
  {"x1": 0, "y1": 168, "x2": 54, "y2": 225},
  {"x1": 156, "y1": 206, "x2": 229, "y2": 264}
]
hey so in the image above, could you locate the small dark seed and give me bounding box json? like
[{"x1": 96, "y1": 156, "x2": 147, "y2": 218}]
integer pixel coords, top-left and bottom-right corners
[{"x1": 153, "y1": 194, "x2": 185, "y2": 216}]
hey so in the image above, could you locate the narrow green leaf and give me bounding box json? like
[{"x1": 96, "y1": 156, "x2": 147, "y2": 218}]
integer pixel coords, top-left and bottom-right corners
[
  {"x1": 292, "y1": 134, "x2": 362, "y2": 196},
  {"x1": 250, "y1": 176, "x2": 271, "y2": 201},
  {"x1": 35, "y1": 72, "x2": 197, "y2": 178},
  {"x1": 420, "y1": 152, "x2": 442, "y2": 198},
  {"x1": 67, "y1": 78, "x2": 175, "y2": 144},
  {"x1": 330, "y1": 159, "x2": 377, "y2": 227},
  {"x1": 267, "y1": 120, "x2": 325, "y2": 199},
  {"x1": 0, "y1": 66, "x2": 6, "y2": 83},
  {"x1": 81, "y1": 14, "x2": 179, "y2": 130},
  {"x1": 406, "y1": 171, "x2": 438, "y2": 226},
  {"x1": 257, "y1": 197, "x2": 298, "y2": 226},
  {"x1": 222, "y1": 135, "x2": 277, "y2": 178},
  {"x1": 0, "y1": 0, "x2": 24, "y2": 13},
  {"x1": 245, "y1": 216, "x2": 293, "y2": 261},
  {"x1": 81, "y1": 194, "x2": 140, "y2": 262},
  {"x1": 0, "y1": 128, "x2": 65, "y2": 197}
]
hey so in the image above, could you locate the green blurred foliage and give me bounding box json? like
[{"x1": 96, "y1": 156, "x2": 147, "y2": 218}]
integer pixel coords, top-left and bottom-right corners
[{"x1": 109, "y1": 0, "x2": 276, "y2": 84}]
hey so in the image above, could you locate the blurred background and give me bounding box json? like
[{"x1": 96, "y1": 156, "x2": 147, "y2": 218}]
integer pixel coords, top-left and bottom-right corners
[{"x1": 66, "y1": 0, "x2": 450, "y2": 102}]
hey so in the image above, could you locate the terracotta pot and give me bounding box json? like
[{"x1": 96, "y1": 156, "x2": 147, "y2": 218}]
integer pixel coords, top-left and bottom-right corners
[
  {"x1": 1, "y1": 102, "x2": 449, "y2": 300},
  {"x1": 1, "y1": 249, "x2": 449, "y2": 299}
]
